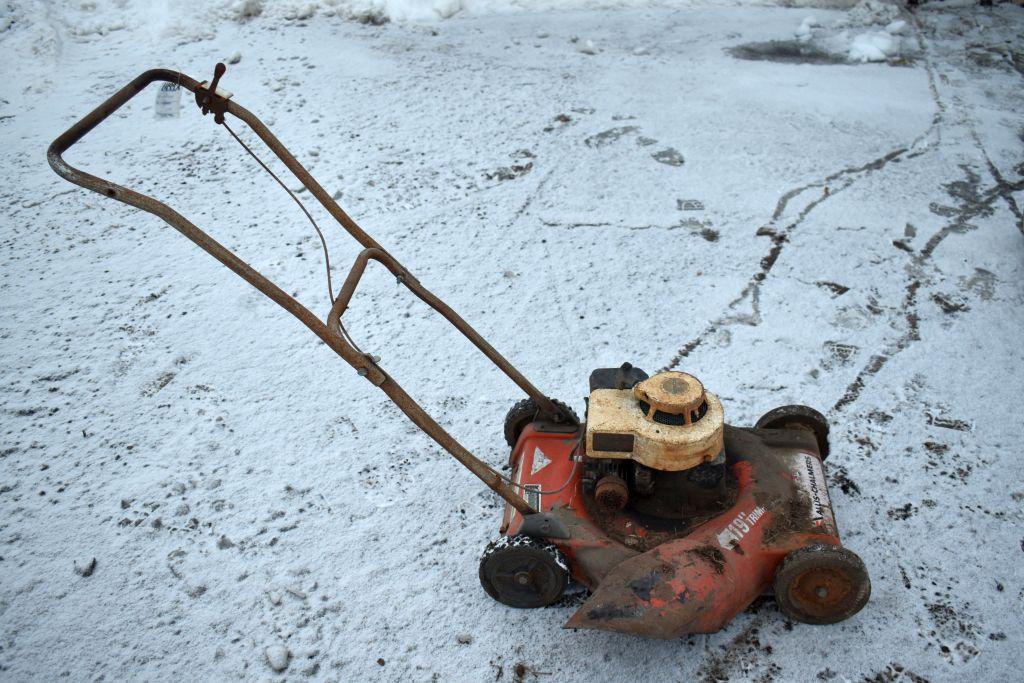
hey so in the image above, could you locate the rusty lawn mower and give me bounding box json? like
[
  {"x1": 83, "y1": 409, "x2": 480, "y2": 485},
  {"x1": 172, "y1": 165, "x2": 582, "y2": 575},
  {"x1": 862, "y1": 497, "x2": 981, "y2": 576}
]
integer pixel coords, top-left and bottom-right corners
[{"x1": 48, "y1": 65, "x2": 870, "y2": 639}]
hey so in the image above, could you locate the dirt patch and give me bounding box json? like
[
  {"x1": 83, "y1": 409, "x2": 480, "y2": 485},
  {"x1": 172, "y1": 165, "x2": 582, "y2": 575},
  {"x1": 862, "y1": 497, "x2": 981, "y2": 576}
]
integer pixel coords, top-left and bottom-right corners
[
  {"x1": 497, "y1": 660, "x2": 546, "y2": 683},
  {"x1": 550, "y1": 587, "x2": 589, "y2": 608},
  {"x1": 822, "y1": 341, "x2": 858, "y2": 369},
  {"x1": 484, "y1": 162, "x2": 533, "y2": 182},
  {"x1": 828, "y1": 464, "x2": 861, "y2": 496},
  {"x1": 651, "y1": 147, "x2": 684, "y2": 166},
  {"x1": 698, "y1": 618, "x2": 780, "y2": 683},
  {"x1": 959, "y1": 268, "x2": 996, "y2": 300},
  {"x1": 728, "y1": 40, "x2": 845, "y2": 65},
  {"x1": 925, "y1": 412, "x2": 971, "y2": 432},
  {"x1": 899, "y1": 565, "x2": 912, "y2": 589},
  {"x1": 543, "y1": 112, "x2": 574, "y2": 132},
  {"x1": 763, "y1": 490, "x2": 812, "y2": 545},
  {"x1": 862, "y1": 662, "x2": 931, "y2": 683},
  {"x1": 815, "y1": 281, "x2": 850, "y2": 297},
  {"x1": 887, "y1": 503, "x2": 916, "y2": 520},
  {"x1": 141, "y1": 371, "x2": 176, "y2": 397},
  {"x1": 927, "y1": 601, "x2": 975, "y2": 634},
  {"x1": 893, "y1": 238, "x2": 914, "y2": 253},
  {"x1": 931, "y1": 292, "x2": 970, "y2": 315},
  {"x1": 690, "y1": 545, "x2": 726, "y2": 574},
  {"x1": 926, "y1": 599, "x2": 980, "y2": 663}
]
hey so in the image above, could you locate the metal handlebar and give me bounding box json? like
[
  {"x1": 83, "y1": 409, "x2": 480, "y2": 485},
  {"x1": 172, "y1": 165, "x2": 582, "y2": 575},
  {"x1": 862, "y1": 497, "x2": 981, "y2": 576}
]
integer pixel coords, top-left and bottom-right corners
[
  {"x1": 326, "y1": 249, "x2": 572, "y2": 423},
  {"x1": 46, "y1": 65, "x2": 578, "y2": 516}
]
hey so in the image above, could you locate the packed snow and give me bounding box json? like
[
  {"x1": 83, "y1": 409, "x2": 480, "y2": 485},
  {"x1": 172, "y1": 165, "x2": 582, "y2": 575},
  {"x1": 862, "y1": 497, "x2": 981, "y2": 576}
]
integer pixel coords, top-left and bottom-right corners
[
  {"x1": 848, "y1": 28, "x2": 898, "y2": 61},
  {"x1": 2, "y1": 0, "x2": 1023, "y2": 681},
  {"x1": 795, "y1": 15, "x2": 821, "y2": 42}
]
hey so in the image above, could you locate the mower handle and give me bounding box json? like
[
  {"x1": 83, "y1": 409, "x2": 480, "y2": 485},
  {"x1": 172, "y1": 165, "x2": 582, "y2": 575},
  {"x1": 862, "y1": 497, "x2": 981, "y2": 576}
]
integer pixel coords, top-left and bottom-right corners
[
  {"x1": 48, "y1": 68, "x2": 387, "y2": 252},
  {"x1": 47, "y1": 66, "x2": 575, "y2": 516},
  {"x1": 325, "y1": 247, "x2": 572, "y2": 427}
]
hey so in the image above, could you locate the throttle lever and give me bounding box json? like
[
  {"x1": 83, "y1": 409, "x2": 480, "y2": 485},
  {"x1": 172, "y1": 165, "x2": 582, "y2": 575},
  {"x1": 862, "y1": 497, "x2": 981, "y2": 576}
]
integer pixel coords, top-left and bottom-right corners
[{"x1": 195, "y1": 62, "x2": 230, "y2": 124}]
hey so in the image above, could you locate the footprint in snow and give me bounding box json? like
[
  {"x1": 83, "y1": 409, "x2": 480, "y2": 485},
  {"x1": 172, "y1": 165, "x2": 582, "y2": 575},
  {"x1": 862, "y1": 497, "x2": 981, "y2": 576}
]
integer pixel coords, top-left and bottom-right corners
[{"x1": 583, "y1": 125, "x2": 685, "y2": 167}]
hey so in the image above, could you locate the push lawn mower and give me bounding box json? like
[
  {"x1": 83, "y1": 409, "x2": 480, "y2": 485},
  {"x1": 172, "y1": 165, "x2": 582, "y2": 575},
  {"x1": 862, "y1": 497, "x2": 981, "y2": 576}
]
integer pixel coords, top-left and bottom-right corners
[{"x1": 49, "y1": 65, "x2": 870, "y2": 639}]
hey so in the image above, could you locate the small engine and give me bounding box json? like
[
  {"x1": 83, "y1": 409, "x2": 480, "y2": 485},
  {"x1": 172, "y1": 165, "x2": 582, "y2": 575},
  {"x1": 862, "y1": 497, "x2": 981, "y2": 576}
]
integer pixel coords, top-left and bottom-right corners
[{"x1": 582, "y1": 363, "x2": 732, "y2": 521}]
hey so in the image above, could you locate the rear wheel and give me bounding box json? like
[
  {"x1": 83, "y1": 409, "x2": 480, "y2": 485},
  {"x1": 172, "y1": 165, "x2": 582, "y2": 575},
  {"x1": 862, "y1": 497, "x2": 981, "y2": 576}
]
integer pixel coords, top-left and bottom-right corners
[
  {"x1": 503, "y1": 398, "x2": 579, "y2": 449},
  {"x1": 755, "y1": 404, "x2": 830, "y2": 460},
  {"x1": 773, "y1": 544, "x2": 870, "y2": 624},
  {"x1": 479, "y1": 535, "x2": 568, "y2": 608}
]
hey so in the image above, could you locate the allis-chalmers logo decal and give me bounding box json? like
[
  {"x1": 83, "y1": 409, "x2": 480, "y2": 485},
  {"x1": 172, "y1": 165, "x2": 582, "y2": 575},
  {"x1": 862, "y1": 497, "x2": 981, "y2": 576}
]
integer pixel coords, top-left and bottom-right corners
[{"x1": 795, "y1": 453, "x2": 837, "y2": 534}]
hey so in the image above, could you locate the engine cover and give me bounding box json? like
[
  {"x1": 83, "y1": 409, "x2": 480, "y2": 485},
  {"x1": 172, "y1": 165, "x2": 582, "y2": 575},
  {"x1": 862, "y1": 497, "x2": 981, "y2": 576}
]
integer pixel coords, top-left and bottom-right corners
[{"x1": 585, "y1": 371, "x2": 725, "y2": 471}]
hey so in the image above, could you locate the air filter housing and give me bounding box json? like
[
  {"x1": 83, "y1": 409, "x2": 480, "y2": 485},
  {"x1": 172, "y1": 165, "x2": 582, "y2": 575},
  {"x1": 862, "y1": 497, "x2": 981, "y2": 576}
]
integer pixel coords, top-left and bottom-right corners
[{"x1": 585, "y1": 370, "x2": 725, "y2": 472}]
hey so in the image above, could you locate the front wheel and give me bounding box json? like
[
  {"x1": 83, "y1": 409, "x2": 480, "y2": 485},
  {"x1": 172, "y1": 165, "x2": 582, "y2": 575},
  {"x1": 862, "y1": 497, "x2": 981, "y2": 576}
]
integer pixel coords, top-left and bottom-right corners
[
  {"x1": 479, "y1": 535, "x2": 568, "y2": 608},
  {"x1": 773, "y1": 544, "x2": 870, "y2": 624},
  {"x1": 755, "y1": 404, "x2": 830, "y2": 460}
]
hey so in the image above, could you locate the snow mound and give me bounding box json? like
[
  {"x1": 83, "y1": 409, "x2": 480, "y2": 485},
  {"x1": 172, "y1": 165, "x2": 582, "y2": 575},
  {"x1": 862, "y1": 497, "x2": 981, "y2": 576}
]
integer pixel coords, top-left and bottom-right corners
[
  {"x1": 796, "y1": 15, "x2": 821, "y2": 42},
  {"x1": 848, "y1": 30, "x2": 897, "y2": 62},
  {"x1": 224, "y1": 0, "x2": 266, "y2": 20},
  {"x1": 0, "y1": 0, "x2": 884, "y2": 46},
  {"x1": 785, "y1": 0, "x2": 906, "y2": 64},
  {"x1": 834, "y1": 0, "x2": 901, "y2": 28},
  {"x1": 886, "y1": 19, "x2": 906, "y2": 34},
  {"x1": 325, "y1": 0, "x2": 464, "y2": 23}
]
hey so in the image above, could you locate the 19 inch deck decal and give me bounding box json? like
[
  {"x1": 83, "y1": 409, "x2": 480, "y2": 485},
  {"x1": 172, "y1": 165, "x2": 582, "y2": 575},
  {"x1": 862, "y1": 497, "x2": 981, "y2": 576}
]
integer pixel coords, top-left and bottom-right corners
[{"x1": 716, "y1": 506, "x2": 767, "y2": 549}]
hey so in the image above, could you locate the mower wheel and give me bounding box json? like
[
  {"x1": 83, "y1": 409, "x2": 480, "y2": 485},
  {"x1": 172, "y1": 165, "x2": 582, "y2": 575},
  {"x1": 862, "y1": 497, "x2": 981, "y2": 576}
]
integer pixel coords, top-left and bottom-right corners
[
  {"x1": 773, "y1": 544, "x2": 870, "y2": 625},
  {"x1": 479, "y1": 535, "x2": 568, "y2": 608},
  {"x1": 503, "y1": 398, "x2": 579, "y2": 449},
  {"x1": 755, "y1": 404, "x2": 830, "y2": 460}
]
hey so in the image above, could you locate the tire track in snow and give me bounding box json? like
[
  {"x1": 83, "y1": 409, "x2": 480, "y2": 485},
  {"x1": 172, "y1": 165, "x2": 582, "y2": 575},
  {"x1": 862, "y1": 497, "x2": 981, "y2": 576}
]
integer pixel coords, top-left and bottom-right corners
[
  {"x1": 832, "y1": 168, "x2": 1022, "y2": 413},
  {"x1": 658, "y1": 142, "x2": 925, "y2": 373},
  {"x1": 498, "y1": 159, "x2": 589, "y2": 364},
  {"x1": 832, "y1": 16, "x2": 1024, "y2": 413},
  {"x1": 660, "y1": 13, "x2": 964, "y2": 378},
  {"x1": 953, "y1": 88, "x2": 1024, "y2": 236},
  {"x1": 912, "y1": 8, "x2": 1023, "y2": 235},
  {"x1": 529, "y1": 163, "x2": 592, "y2": 361}
]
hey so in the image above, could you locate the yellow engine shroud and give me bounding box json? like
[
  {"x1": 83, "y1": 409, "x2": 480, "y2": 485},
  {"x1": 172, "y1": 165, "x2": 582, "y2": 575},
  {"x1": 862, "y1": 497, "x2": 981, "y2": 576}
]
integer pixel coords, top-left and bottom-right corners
[{"x1": 585, "y1": 389, "x2": 725, "y2": 471}]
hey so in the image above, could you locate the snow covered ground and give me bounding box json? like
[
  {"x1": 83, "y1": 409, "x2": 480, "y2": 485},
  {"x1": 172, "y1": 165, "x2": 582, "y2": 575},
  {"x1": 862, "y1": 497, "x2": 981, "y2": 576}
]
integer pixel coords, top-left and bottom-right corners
[{"x1": 2, "y1": 0, "x2": 1023, "y2": 680}]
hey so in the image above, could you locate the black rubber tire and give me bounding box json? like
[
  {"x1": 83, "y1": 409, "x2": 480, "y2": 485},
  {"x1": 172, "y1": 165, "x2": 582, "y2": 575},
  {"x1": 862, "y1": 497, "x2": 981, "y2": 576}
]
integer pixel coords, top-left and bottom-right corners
[
  {"x1": 503, "y1": 398, "x2": 579, "y2": 449},
  {"x1": 755, "y1": 404, "x2": 830, "y2": 461},
  {"x1": 479, "y1": 535, "x2": 568, "y2": 609},
  {"x1": 773, "y1": 544, "x2": 871, "y2": 625}
]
